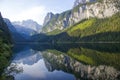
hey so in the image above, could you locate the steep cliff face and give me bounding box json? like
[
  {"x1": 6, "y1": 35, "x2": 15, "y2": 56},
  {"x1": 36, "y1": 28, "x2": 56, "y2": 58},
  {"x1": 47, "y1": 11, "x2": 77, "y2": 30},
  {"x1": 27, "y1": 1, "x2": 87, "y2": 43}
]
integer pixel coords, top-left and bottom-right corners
[
  {"x1": 42, "y1": 0, "x2": 120, "y2": 32},
  {"x1": 4, "y1": 18, "x2": 16, "y2": 33},
  {"x1": 0, "y1": 13, "x2": 11, "y2": 37},
  {"x1": 42, "y1": 10, "x2": 71, "y2": 32},
  {"x1": 43, "y1": 12, "x2": 54, "y2": 26}
]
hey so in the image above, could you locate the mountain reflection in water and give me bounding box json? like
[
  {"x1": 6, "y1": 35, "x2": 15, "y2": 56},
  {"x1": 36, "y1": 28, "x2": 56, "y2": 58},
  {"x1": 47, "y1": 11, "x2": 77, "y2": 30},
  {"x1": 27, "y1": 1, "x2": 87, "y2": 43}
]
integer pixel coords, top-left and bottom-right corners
[{"x1": 7, "y1": 43, "x2": 120, "y2": 80}]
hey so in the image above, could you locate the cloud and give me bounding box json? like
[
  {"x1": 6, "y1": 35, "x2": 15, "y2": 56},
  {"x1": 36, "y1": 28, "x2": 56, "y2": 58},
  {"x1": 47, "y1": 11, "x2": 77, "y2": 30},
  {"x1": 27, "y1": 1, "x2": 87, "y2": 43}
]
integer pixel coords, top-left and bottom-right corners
[
  {"x1": 0, "y1": 0, "x2": 74, "y2": 25},
  {"x1": 12, "y1": 6, "x2": 46, "y2": 25}
]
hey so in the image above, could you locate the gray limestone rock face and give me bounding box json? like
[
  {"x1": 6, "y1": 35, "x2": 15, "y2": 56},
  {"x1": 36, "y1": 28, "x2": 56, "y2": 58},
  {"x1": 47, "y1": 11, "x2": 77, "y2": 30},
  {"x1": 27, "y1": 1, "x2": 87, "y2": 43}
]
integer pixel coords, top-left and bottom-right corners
[
  {"x1": 43, "y1": 12, "x2": 54, "y2": 26},
  {"x1": 42, "y1": 0, "x2": 120, "y2": 32}
]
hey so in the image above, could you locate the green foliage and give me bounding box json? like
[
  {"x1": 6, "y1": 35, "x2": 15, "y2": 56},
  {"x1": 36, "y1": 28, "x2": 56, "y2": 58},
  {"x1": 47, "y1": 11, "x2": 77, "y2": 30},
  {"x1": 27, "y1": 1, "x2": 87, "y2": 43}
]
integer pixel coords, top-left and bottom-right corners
[
  {"x1": 47, "y1": 29, "x2": 62, "y2": 35},
  {"x1": 96, "y1": 0, "x2": 103, "y2": 3},
  {"x1": 0, "y1": 44, "x2": 11, "y2": 76},
  {"x1": 39, "y1": 13, "x2": 120, "y2": 43},
  {"x1": 67, "y1": 47, "x2": 120, "y2": 70},
  {"x1": 0, "y1": 30, "x2": 11, "y2": 77},
  {"x1": 42, "y1": 14, "x2": 59, "y2": 32},
  {"x1": 68, "y1": 49, "x2": 95, "y2": 65},
  {"x1": 42, "y1": 43, "x2": 120, "y2": 70},
  {"x1": 67, "y1": 12, "x2": 120, "y2": 37},
  {"x1": 50, "y1": 12, "x2": 120, "y2": 42},
  {"x1": 46, "y1": 49, "x2": 64, "y2": 55},
  {"x1": 58, "y1": 10, "x2": 71, "y2": 20},
  {"x1": 42, "y1": 10, "x2": 71, "y2": 32},
  {"x1": 67, "y1": 19, "x2": 96, "y2": 36}
]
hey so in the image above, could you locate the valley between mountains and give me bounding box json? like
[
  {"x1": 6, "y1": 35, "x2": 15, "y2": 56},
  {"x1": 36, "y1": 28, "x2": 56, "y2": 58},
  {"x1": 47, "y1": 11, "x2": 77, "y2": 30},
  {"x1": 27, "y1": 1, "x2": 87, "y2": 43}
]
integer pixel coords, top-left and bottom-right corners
[{"x1": 0, "y1": 0, "x2": 120, "y2": 80}]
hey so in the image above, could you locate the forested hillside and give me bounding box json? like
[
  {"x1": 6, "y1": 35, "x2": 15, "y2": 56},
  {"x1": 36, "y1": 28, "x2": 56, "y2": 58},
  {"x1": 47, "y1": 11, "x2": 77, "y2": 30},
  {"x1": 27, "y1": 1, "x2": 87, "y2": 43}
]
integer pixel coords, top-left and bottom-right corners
[
  {"x1": 42, "y1": 0, "x2": 120, "y2": 32},
  {"x1": 38, "y1": 0, "x2": 120, "y2": 43},
  {"x1": 36, "y1": 12, "x2": 120, "y2": 43},
  {"x1": 0, "y1": 12, "x2": 12, "y2": 78}
]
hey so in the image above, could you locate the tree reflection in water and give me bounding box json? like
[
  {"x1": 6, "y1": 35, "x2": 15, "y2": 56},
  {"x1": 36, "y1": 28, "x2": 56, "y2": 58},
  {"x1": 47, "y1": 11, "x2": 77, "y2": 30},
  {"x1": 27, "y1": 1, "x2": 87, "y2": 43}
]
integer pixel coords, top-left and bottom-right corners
[{"x1": 5, "y1": 63, "x2": 23, "y2": 76}]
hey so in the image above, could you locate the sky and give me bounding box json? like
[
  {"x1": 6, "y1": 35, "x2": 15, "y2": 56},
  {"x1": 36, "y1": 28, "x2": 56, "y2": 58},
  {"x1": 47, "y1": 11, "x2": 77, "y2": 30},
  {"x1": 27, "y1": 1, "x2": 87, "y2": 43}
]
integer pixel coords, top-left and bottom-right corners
[{"x1": 0, "y1": 0, "x2": 75, "y2": 25}]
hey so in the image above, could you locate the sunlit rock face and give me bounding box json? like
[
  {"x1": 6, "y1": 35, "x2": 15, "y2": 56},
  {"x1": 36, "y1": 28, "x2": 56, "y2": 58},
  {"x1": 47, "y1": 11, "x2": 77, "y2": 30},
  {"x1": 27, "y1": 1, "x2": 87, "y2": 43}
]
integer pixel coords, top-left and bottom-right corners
[
  {"x1": 42, "y1": 0, "x2": 120, "y2": 32},
  {"x1": 43, "y1": 51, "x2": 120, "y2": 80},
  {"x1": 43, "y1": 12, "x2": 54, "y2": 26}
]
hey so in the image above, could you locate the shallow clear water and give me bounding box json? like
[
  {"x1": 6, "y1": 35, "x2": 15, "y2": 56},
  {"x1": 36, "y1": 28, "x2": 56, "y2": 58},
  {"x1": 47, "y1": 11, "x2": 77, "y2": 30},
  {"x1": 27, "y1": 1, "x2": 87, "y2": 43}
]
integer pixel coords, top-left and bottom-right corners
[{"x1": 7, "y1": 43, "x2": 120, "y2": 80}]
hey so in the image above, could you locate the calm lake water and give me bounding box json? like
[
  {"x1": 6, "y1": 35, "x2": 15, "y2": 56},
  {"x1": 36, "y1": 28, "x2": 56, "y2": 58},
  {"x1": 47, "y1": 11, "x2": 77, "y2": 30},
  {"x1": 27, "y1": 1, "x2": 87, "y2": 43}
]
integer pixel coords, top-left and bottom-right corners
[{"x1": 6, "y1": 43, "x2": 120, "y2": 80}]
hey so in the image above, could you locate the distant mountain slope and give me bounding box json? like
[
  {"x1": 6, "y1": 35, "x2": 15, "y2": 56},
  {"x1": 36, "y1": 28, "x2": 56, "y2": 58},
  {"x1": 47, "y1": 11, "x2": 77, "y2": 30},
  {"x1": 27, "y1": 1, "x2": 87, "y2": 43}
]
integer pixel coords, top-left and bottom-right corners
[
  {"x1": 13, "y1": 24, "x2": 37, "y2": 40},
  {"x1": 4, "y1": 18, "x2": 26, "y2": 42},
  {"x1": 13, "y1": 19, "x2": 42, "y2": 33},
  {"x1": 12, "y1": 19, "x2": 42, "y2": 40},
  {"x1": 42, "y1": 0, "x2": 120, "y2": 32}
]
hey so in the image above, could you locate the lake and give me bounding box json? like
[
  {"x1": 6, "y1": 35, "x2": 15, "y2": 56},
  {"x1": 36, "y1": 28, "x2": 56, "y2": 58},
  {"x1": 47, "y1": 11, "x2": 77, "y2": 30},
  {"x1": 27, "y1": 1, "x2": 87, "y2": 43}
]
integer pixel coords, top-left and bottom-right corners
[{"x1": 6, "y1": 43, "x2": 120, "y2": 80}]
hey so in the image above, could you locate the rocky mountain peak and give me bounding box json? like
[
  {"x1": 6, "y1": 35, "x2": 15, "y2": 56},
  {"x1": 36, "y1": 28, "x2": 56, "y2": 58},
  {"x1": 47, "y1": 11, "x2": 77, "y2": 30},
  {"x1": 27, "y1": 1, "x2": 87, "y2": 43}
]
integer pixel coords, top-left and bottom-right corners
[
  {"x1": 73, "y1": 0, "x2": 96, "y2": 7},
  {"x1": 73, "y1": 0, "x2": 86, "y2": 7},
  {"x1": 43, "y1": 12, "x2": 54, "y2": 26},
  {"x1": 42, "y1": 0, "x2": 120, "y2": 32}
]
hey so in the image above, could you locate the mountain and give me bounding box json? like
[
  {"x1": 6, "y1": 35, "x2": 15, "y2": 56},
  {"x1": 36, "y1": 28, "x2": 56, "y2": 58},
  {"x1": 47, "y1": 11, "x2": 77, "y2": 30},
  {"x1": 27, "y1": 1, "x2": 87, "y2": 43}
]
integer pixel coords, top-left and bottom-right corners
[
  {"x1": 3, "y1": 18, "x2": 16, "y2": 33},
  {"x1": 73, "y1": 0, "x2": 96, "y2": 7},
  {"x1": 13, "y1": 19, "x2": 42, "y2": 33},
  {"x1": 39, "y1": 12, "x2": 120, "y2": 43},
  {"x1": 35, "y1": 0, "x2": 120, "y2": 43},
  {"x1": 42, "y1": 0, "x2": 120, "y2": 32},
  {"x1": 43, "y1": 12, "x2": 54, "y2": 26},
  {"x1": 13, "y1": 50, "x2": 42, "y2": 65},
  {"x1": 43, "y1": 47, "x2": 120, "y2": 80},
  {"x1": 12, "y1": 19, "x2": 42, "y2": 40},
  {"x1": 0, "y1": 12, "x2": 12, "y2": 76},
  {"x1": 4, "y1": 18, "x2": 26, "y2": 42},
  {"x1": 0, "y1": 14, "x2": 11, "y2": 37},
  {"x1": 13, "y1": 25, "x2": 37, "y2": 40}
]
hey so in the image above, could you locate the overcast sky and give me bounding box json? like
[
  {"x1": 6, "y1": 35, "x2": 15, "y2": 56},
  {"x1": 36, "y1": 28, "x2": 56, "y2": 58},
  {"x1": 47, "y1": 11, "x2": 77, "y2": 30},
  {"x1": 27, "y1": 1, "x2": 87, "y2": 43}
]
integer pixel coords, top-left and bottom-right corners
[{"x1": 0, "y1": 0, "x2": 74, "y2": 25}]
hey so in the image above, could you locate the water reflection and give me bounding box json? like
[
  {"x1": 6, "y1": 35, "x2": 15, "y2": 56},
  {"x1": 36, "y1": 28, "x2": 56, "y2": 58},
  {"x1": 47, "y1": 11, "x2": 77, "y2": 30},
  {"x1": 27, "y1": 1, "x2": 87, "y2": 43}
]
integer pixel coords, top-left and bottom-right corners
[
  {"x1": 43, "y1": 50, "x2": 120, "y2": 80},
  {"x1": 7, "y1": 43, "x2": 120, "y2": 80}
]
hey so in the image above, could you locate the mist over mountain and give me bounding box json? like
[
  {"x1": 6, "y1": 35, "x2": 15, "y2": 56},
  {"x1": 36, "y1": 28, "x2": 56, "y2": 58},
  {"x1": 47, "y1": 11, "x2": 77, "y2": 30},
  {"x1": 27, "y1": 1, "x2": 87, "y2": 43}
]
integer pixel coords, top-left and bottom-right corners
[
  {"x1": 13, "y1": 19, "x2": 42, "y2": 33},
  {"x1": 11, "y1": 19, "x2": 42, "y2": 40}
]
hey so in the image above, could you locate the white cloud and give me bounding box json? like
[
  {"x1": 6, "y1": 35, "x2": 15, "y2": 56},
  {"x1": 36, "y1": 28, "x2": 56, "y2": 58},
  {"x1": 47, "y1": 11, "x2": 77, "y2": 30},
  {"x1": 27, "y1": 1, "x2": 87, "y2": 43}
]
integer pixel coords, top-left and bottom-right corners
[
  {"x1": 0, "y1": 0, "x2": 74, "y2": 25},
  {"x1": 11, "y1": 6, "x2": 47, "y2": 25}
]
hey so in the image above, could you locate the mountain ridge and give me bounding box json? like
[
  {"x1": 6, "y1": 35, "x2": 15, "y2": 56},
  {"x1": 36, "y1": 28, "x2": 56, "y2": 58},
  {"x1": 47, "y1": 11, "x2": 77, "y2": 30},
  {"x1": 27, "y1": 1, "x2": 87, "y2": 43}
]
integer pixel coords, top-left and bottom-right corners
[
  {"x1": 42, "y1": 0, "x2": 120, "y2": 32},
  {"x1": 13, "y1": 19, "x2": 42, "y2": 33},
  {"x1": 3, "y1": 18, "x2": 27, "y2": 42}
]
